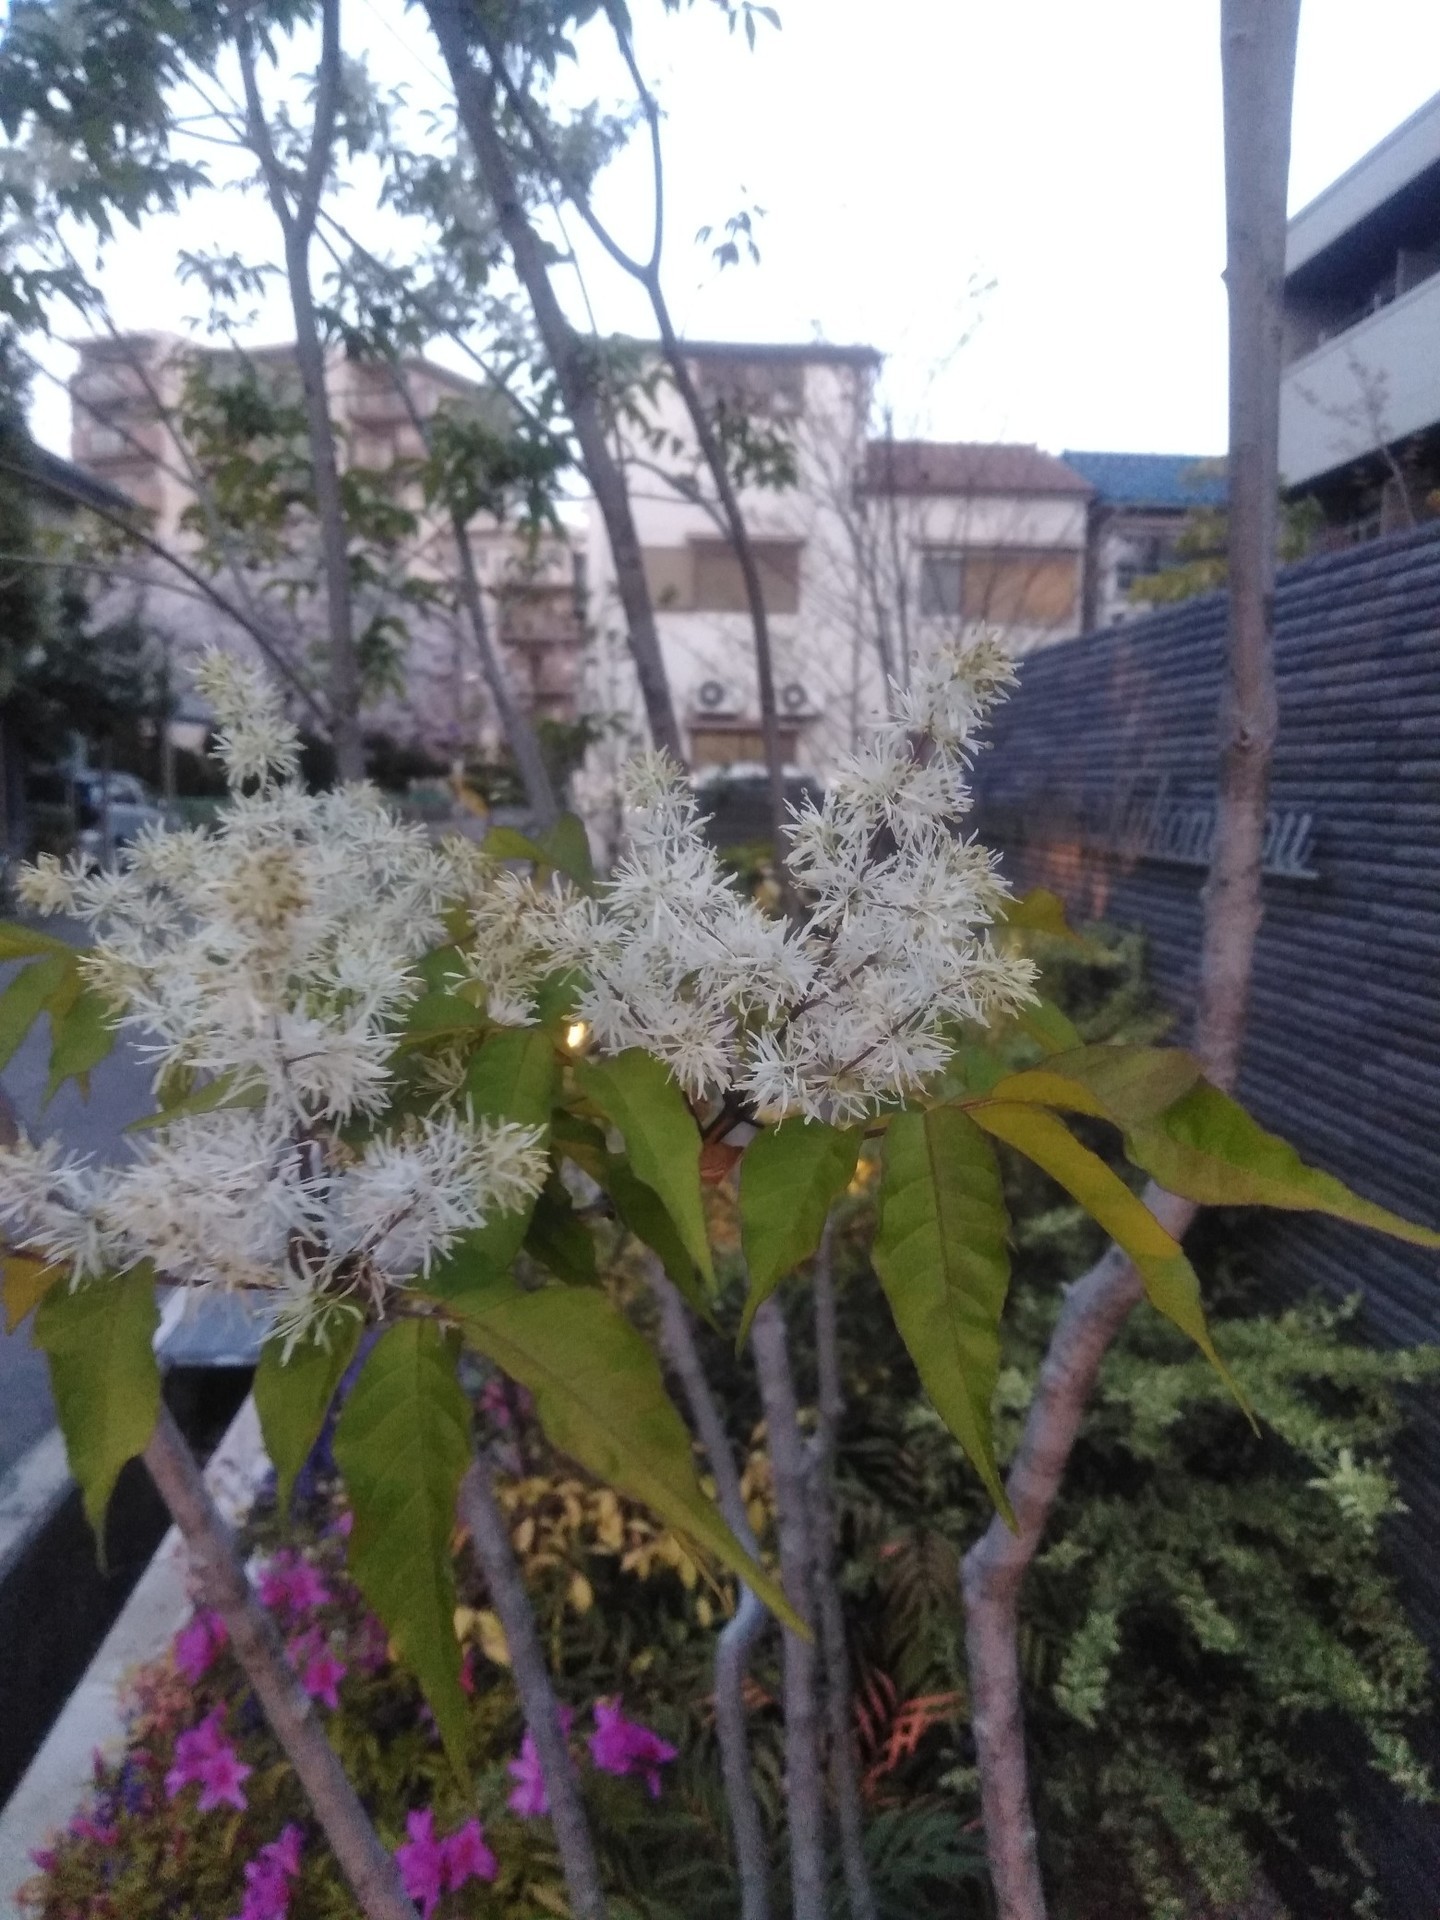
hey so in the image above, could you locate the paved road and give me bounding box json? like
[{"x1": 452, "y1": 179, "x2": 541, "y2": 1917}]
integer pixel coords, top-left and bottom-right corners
[{"x1": 0, "y1": 924, "x2": 153, "y2": 1475}]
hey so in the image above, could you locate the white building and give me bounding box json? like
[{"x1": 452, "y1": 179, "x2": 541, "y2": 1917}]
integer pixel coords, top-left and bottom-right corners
[
  {"x1": 1279, "y1": 88, "x2": 1440, "y2": 532},
  {"x1": 584, "y1": 342, "x2": 1091, "y2": 783}
]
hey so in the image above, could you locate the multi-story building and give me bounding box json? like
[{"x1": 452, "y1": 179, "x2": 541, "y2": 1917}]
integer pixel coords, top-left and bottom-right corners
[
  {"x1": 1063, "y1": 450, "x2": 1227, "y2": 630},
  {"x1": 584, "y1": 342, "x2": 1094, "y2": 781},
  {"x1": 1279, "y1": 88, "x2": 1440, "y2": 535},
  {"x1": 68, "y1": 332, "x2": 583, "y2": 762}
]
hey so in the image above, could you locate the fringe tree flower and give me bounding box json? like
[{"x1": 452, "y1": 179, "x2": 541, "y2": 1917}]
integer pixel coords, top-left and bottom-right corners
[
  {"x1": 461, "y1": 637, "x2": 1036, "y2": 1122},
  {"x1": 0, "y1": 654, "x2": 546, "y2": 1342}
]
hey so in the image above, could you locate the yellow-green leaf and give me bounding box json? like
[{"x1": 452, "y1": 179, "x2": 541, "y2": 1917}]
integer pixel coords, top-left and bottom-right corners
[
  {"x1": 524, "y1": 1178, "x2": 597, "y2": 1285},
  {"x1": 464, "y1": 1026, "x2": 557, "y2": 1131},
  {"x1": 332, "y1": 1321, "x2": 473, "y2": 1778},
  {"x1": 972, "y1": 1102, "x2": 1228, "y2": 1380},
  {"x1": 127, "y1": 1068, "x2": 266, "y2": 1132},
  {"x1": 34, "y1": 1267, "x2": 160, "y2": 1547},
  {"x1": 600, "y1": 1152, "x2": 708, "y2": 1315},
  {"x1": 444, "y1": 1278, "x2": 801, "y2": 1632},
  {"x1": 0, "y1": 921, "x2": 73, "y2": 960},
  {"x1": 1014, "y1": 997, "x2": 1083, "y2": 1055},
  {"x1": 985, "y1": 1045, "x2": 1202, "y2": 1128},
  {"x1": 738, "y1": 1121, "x2": 859, "y2": 1343},
  {"x1": 45, "y1": 985, "x2": 117, "y2": 1105},
  {"x1": 998, "y1": 886, "x2": 1084, "y2": 945},
  {"x1": 254, "y1": 1314, "x2": 365, "y2": 1513},
  {"x1": 871, "y1": 1107, "x2": 1013, "y2": 1519},
  {"x1": 2, "y1": 1249, "x2": 61, "y2": 1331},
  {"x1": 574, "y1": 1049, "x2": 712, "y2": 1285},
  {"x1": 1126, "y1": 1081, "x2": 1440, "y2": 1247},
  {"x1": 0, "y1": 953, "x2": 70, "y2": 1072}
]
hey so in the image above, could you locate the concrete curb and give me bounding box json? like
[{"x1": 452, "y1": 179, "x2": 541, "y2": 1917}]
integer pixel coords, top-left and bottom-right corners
[
  {"x1": 0, "y1": 1432, "x2": 71, "y2": 1590},
  {"x1": 0, "y1": 1398, "x2": 270, "y2": 1914}
]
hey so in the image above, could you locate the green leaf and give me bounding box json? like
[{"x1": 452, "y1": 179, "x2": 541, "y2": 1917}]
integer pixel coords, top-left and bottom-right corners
[
  {"x1": 972, "y1": 1102, "x2": 1232, "y2": 1384},
  {"x1": 551, "y1": 1110, "x2": 609, "y2": 1181},
  {"x1": 3, "y1": 1249, "x2": 60, "y2": 1331},
  {"x1": 483, "y1": 824, "x2": 549, "y2": 866},
  {"x1": 463, "y1": 1026, "x2": 557, "y2": 1131},
  {"x1": 738, "y1": 1121, "x2": 858, "y2": 1343},
  {"x1": 445, "y1": 1279, "x2": 800, "y2": 1632},
  {"x1": 45, "y1": 985, "x2": 117, "y2": 1104},
  {"x1": 34, "y1": 1266, "x2": 160, "y2": 1547},
  {"x1": 0, "y1": 921, "x2": 73, "y2": 960},
  {"x1": 984, "y1": 1045, "x2": 1202, "y2": 1129},
  {"x1": 872, "y1": 1108, "x2": 1014, "y2": 1518},
  {"x1": 541, "y1": 812, "x2": 594, "y2": 888},
  {"x1": 126, "y1": 1068, "x2": 266, "y2": 1132},
  {"x1": 574, "y1": 1049, "x2": 712, "y2": 1285},
  {"x1": 524, "y1": 1178, "x2": 597, "y2": 1285},
  {"x1": 400, "y1": 987, "x2": 487, "y2": 1047},
  {"x1": 253, "y1": 1314, "x2": 364, "y2": 1513},
  {"x1": 332, "y1": 1320, "x2": 473, "y2": 1778},
  {"x1": 600, "y1": 1152, "x2": 709, "y2": 1315},
  {"x1": 1014, "y1": 997, "x2": 1083, "y2": 1056},
  {"x1": 1126, "y1": 1081, "x2": 1440, "y2": 1247},
  {"x1": 998, "y1": 887, "x2": 1084, "y2": 945},
  {"x1": 0, "y1": 953, "x2": 70, "y2": 1072}
]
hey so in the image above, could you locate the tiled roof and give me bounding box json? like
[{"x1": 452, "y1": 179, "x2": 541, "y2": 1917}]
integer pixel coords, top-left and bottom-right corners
[
  {"x1": 1061, "y1": 450, "x2": 1227, "y2": 510},
  {"x1": 677, "y1": 339, "x2": 883, "y2": 366},
  {"x1": 863, "y1": 440, "x2": 1092, "y2": 497}
]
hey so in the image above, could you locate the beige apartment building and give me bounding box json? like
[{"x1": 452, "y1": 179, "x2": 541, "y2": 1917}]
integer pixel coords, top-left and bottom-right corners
[{"x1": 69, "y1": 332, "x2": 583, "y2": 763}]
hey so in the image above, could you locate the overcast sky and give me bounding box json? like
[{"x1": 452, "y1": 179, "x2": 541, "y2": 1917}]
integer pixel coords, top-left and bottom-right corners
[{"x1": 26, "y1": 0, "x2": 1440, "y2": 460}]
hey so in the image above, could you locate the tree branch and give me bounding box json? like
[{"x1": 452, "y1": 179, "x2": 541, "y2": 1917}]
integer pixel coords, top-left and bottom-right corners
[
  {"x1": 142, "y1": 1405, "x2": 416, "y2": 1920},
  {"x1": 959, "y1": 5, "x2": 1300, "y2": 1912},
  {"x1": 457, "y1": 1453, "x2": 608, "y2": 1920}
]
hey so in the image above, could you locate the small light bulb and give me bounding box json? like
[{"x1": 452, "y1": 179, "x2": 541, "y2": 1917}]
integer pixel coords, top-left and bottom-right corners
[{"x1": 564, "y1": 1020, "x2": 590, "y2": 1052}]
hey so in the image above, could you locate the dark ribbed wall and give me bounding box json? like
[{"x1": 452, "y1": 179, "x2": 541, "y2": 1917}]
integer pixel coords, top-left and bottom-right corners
[{"x1": 972, "y1": 523, "x2": 1440, "y2": 1914}]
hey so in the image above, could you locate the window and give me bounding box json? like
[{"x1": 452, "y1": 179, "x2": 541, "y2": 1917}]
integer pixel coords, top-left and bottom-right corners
[
  {"x1": 690, "y1": 540, "x2": 802, "y2": 615},
  {"x1": 959, "y1": 550, "x2": 1079, "y2": 627},
  {"x1": 918, "y1": 552, "x2": 965, "y2": 618},
  {"x1": 692, "y1": 356, "x2": 804, "y2": 419},
  {"x1": 690, "y1": 722, "x2": 800, "y2": 767}
]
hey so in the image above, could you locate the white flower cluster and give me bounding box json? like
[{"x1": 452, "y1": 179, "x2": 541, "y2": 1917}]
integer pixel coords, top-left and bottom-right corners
[
  {"x1": 465, "y1": 638, "x2": 1036, "y2": 1122},
  {"x1": 0, "y1": 654, "x2": 546, "y2": 1330}
]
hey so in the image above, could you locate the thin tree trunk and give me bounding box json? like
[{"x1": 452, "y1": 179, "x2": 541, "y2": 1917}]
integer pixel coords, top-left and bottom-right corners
[
  {"x1": 142, "y1": 1406, "x2": 416, "y2": 1920},
  {"x1": 751, "y1": 1298, "x2": 826, "y2": 1920},
  {"x1": 646, "y1": 1263, "x2": 772, "y2": 1920},
  {"x1": 809, "y1": 1224, "x2": 876, "y2": 1920},
  {"x1": 457, "y1": 1454, "x2": 608, "y2": 1920},
  {"x1": 449, "y1": 510, "x2": 560, "y2": 827},
  {"x1": 960, "y1": 6, "x2": 1299, "y2": 1915},
  {"x1": 421, "y1": 0, "x2": 683, "y2": 764},
  {"x1": 238, "y1": 0, "x2": 365, "y2": 783}
]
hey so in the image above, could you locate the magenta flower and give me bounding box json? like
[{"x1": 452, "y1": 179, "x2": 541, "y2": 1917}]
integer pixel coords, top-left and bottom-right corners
[
  {"x1": 588, "y1": 1700, "x2": 678, "y2": 1798},
  {"x1": 287, "y1": 1628, "x2": 347, "y2": 1710},
  {"x1": 506, "y1": 1707, "x2": 574, "y2": 1818},
  {"x1": 165, "y1": 1707, "x2": 251, "y2": 1813},
  {"x1": 442, "y1": 1818, "x2": 498, "y2": 1891},
  {"x1": 395, "y1": 1810, "x2": 447, "y2": 1919},
  {"x1": 256, "y1": 1551, "x2": 332, "y2": 1620},
  {"x1": 507, "y1": 1731, "x2": 549, "y2": 1818},
  {"x1": 68, "y1": 1813, "x2": 120, "y2": 1847},
  {"x1": 354, "y1": 1613, "x2": 391, "y2": 1676},
  {"x1": 233, "y1": 1823, "x2": 304, "y2": 1920},
  {"x1": 174, "y1": 1608, "x2": 229, "y2": 1684}
]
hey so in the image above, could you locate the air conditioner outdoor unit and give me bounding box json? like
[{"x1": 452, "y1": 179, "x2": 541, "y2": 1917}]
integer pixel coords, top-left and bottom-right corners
[
  {"x1": 694, "y1": 678, "x2": 742, "y2": 718},
  {"x1": 778, "y1": 680, "x2": 820, "y2": 718}
]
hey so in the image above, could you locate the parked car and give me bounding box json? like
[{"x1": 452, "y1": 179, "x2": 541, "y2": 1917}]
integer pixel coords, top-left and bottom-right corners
[{"x1": 73, "y1": 770, "x2": 179, "y2": 862}]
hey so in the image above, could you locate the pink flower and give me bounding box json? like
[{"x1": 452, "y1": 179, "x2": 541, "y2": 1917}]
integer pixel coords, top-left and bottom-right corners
[
  {"x1": 69, "y1": 1813, "x2": 120, "y2": 1847},
  {"x1": 395, "y1": 1810, "x2": 447, "y2": 1919},
  {"x1": 165, "y1": 1708, "x2": 251, "y2": 1813},
  {"x1": 233, "y1": 1824, "x2": 304, "y2": 1920},
  {"x1": 587, "y1": 1700, "x2": 678, "y2": 1798},
  {"x1": 442, "y1": 1818, "x2": 497, "y2": 1891},
  {"x1": 174, "y1": 1608, "x2": 229, "y2": 1684},
  {"x1": 287, "y1": 1629, "x2": 347, "y2": 1711},
  {"x1": 257, "y1": 1551, "x2": 332, "y2": 1620},
  {"x1": 506, "y1": 1732, "x2": 549, "y2": 1818},
  {"x1": 506, "y1": 1708, "x2": 574, "y2": 1819},
  {"x1": 354, "y1": 1614, "x2": 391, "y2": 1676}
]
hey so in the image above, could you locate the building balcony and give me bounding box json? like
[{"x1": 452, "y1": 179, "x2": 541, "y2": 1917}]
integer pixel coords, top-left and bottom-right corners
[{"x1": 1280, "y1": 270, "x2": 1440, "y2": 489}]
